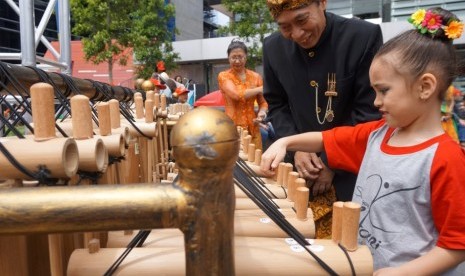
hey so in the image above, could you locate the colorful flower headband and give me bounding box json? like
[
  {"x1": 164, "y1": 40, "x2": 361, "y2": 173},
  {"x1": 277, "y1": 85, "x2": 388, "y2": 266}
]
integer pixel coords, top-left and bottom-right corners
[{"x1": 408, "y1": 9, "x2": 464, "y2": 40}]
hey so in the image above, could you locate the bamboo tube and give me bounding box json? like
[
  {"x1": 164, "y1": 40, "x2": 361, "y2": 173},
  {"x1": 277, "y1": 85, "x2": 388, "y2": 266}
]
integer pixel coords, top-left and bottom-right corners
[
  {"x1": 236, "y1": 126, "x2": 242, "y2": 140},
  {"x1": 146, "y1": 90, "x2": 154, "y2": 102},
  {"x1": 0, "y1": 138, "x2": 79, "y2": 179},
  {"x1": 96, "y1": 134, "x2": 125, "y2": 157},
  {"x1": 53, "y1": 119, "x2": 74, "y2": 137},
  {"x1": 111, "y1": 126, "x2": 130, "y2": 147},
  {"x1": 124, "y1": 121, "x2": 157, "y2": 138},
  {"x1": 106, "y1": 229, "x2": 183, "y2": 248},
  {"x1": 243, "y1": 135, "x2": 251, "y2": 154},
  {"x1": 134, "y1": 94, "x2": 144, "y2": 119},
  {"x1": 254, "y1": 149, "x2": 262, "y2": 166},
  {"x1": 70, "y1": 95, "x2": 93, "y2": 140},
  {"x1": 0, "y1": 235, "x2": 51, "y2": 276},
  {"x1": 74, "y1": 138, "x2": 108, "y2": 172},
  {"x1": 48, "y1": 234, "x2": 64, "y2": 276},
  {"x1": 286, "y1": 172, "x2": 299, "y2": 202},
  {"x1": 234, "y1": 208, "x2": 314, "y2": 238},
  {"x1": 160, "y1": 94, "x2": 167, "y2": 111},
  {"x1": 152, "y1": 133, "x2": 160, "y2": 183},
  {"x1": 295, "y1": 187, "x2": 310, "y2": 221},
  {"x1": 162, "y1": 118, "x2": 169, "y2": 169},
  {"x1": 145, "y1": 99, "x2": 154, "y2": 123},
  {"x1": 111, "y1": 230, "x2": 338, "y2": 249},
  {"x1": 125, "y1": 139, "x2": 141, "y2": 184},
  {"x1": 287, "y1": 178, "x2": 306, "y2": 201},
  {"x1": 103, "y1": 206, "x2": 312, "y2": 241},
  {"x1": 154, "y1": 93, "x2": 160, "y2": 108},
  {"x1": 235, "y1": 197, "x2": 294, "y2": 210},
  {"x1": 282, "y1": 163, "x2": 293, "y2": 188},
  {"x1": 340, "y1": 202, "x2": 362, "y2": 251},
  {"x1": 108, "y1": 99, "x2": 121, "y2": 129},
  {"x1": 30, "y1": 82, "x2": 56, "y2": 141},
  {"x1": 234, "y1": 184, "x2": 287, "y2": 199},
  {"x1": 97, "y1": 102, "x2": 111, "y2": 136},
  {"x1": 156, "y1": 117, "x2": 166, "y2": 179},
  {"x1": 87, "y1": 239, "x2": 100, "y2": 254},
  {"x1": 68, "y1": 239, "x2": 373, "y2": 276},
  {"x1": 241, "y1": 130, "x2": 248, "y2": 145},
  {"x1": 331, "y1": 201, "x2": 344, "y2": 244},
  {"x1": 146, "y1": 137, "x2": 154, "y2": 183},
  {"x1": 247, "y1": 143, "x2": 255, "y2": 162},
  {"x1": 276, "y1": 162, "x2": 286, "y2": 186},
  {"x1": 137, "y1": 138, "x2": 148, "y2": 182}
]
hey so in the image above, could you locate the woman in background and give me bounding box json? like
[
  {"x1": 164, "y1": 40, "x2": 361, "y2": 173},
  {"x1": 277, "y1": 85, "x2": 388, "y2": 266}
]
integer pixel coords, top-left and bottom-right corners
[{"x1": 218, "y1": 39, "x2": 268, "y2": 150}]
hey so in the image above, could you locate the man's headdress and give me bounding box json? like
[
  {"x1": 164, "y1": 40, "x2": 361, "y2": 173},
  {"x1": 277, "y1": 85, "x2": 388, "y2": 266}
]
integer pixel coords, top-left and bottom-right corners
[{"x1": 266, "y1": 0, "x2": 314, "y2": 19}]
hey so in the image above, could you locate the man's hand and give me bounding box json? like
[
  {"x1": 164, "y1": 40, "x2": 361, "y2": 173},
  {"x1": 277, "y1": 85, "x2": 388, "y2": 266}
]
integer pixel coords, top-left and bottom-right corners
[
  {"x1": 294, "y1": 151, "x2": 322, "y2": 180},
  {"x1": 311, "y1": 163, "x2": 334, "y2": 196},
  {"x1": 295, "y1": 152, "x2": 334, "y2": 196}
]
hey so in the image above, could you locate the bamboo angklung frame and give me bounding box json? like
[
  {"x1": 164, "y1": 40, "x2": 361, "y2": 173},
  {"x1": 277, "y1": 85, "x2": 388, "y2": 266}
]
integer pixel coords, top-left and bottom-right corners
[{"x1": 0, "y1": 108, "x2": 239, "y2": 276}]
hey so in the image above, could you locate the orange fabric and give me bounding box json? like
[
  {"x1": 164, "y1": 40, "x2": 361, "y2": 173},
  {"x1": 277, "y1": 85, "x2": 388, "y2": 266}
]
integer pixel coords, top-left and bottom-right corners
[
  {"x1": 442, "y1": 86, "x2": 459, "y2": 142},
  {"x1": 218, "y1": 69, "x2": 268, "y2": 150}
]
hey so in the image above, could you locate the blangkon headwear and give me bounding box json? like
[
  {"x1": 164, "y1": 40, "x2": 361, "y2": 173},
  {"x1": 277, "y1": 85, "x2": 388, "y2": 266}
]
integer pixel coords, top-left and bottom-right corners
[{"x1": 266, "y1": 0, "x2": 314, "y2": 19}]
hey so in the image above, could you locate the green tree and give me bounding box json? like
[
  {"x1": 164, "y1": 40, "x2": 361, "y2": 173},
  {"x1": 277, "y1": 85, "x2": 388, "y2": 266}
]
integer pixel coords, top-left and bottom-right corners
[
  {"x1": 130, "y1": 0, "x2": 179, "y2": 79},
  {"x1": 218, "y1": 0, "x2": 276, "y2": 68},
  {"x1": 70, "y1": 0, "x2": 178, "y2": 83}
]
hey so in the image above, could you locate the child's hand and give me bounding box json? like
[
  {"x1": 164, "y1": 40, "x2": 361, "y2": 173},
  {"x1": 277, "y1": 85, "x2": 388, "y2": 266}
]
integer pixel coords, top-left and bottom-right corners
[{"x1": 260, "y1": 138, "x2": 287, "y2": 177}]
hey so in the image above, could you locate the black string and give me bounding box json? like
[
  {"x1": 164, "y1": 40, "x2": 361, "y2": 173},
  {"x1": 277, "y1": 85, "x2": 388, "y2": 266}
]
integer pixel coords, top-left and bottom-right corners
[
  {"x1": 103, "y1": 230, "x2": 151, "y2": 276},
  {"x1": 75, "y1": 171, "x2": 102, "y2": 185},
  {"x1": 236, "y1": 158, "x2": 280, "y2": 199},
  {"x1": 104, "y1": 175, "x2": 180, "y2": 275},
  {"x1": 0, "y1": 141, "x2": 58, "y2": 185},
  {"x1": 338, "y1": 243, "x2": 356, "y2": 276},
  {"x1": 235, "y1": 160, "x2": 282, "y2": 211},
  {"x1": 108, "y1": 156, "x2": 125, "y2": 166},
  {"x1": 56, "y1": 72, "x2": 100, "y2": 127},
  {"x1": 0, "y1": 62, "x2": 35, "y2": 136},
  {"x1": 234, "y1": 160, "x2": 339, "y2": 276}
]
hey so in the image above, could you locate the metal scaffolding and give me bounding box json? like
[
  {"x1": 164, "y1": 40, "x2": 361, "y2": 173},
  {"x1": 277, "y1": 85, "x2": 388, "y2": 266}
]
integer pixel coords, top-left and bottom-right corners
[{"x1": 0, "y1": 0, "x2": 71, "y2": 74}]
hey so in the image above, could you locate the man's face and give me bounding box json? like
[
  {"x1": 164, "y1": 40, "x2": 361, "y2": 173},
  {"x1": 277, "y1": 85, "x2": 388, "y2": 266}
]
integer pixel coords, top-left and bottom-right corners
[{"x1": 275, "y1": 0, "x2": 327, "y2": 49}]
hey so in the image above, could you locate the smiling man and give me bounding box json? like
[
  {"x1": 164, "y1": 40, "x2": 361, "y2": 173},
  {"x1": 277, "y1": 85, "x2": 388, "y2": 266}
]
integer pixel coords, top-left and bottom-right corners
[{"x1": 263, "y1": 0, "x2": 383, "y2": 238}]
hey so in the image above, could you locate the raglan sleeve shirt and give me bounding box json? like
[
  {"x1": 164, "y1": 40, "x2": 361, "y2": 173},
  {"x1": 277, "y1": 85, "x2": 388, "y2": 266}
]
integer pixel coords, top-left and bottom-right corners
[
  {"x1": 322, "y1": 120, "x2": 386, "y2": 174},
  {"x1": 323, "y1": 120, "x2": 465, "y2": 250},
  {"x1": 429, "y1": 141, "x2": 465, "y2": 250}
]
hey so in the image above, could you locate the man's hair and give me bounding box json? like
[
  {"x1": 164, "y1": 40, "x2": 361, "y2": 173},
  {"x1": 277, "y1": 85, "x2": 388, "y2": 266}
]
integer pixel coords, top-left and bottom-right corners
[{"x1": 227, "y1": 39, "x2": 248, "y2": 56}]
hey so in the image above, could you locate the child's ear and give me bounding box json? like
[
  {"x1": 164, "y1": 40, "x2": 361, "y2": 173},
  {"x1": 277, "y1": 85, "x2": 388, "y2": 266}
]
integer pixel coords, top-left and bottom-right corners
[{"x1": 418, "y1": 73, "x2": 437, "y2": 100}]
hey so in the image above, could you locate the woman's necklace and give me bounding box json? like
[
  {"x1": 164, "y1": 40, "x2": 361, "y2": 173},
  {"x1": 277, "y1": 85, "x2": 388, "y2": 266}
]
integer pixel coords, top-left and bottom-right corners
[{"x1": 311, "y1": 73, "x2": 337, "y2": 125}]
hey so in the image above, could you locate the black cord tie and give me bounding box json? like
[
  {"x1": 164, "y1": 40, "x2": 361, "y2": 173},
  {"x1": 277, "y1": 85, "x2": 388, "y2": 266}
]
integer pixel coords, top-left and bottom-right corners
[
  {"x1": 338, "y1": 243, "x2": 357, "y2": 276},
  {"x1": 0, "y1": 141, "x2": 59, "y2": 185},
  {"x1": 108, "y1": 156, "x2": 125, "y2": 166},
  {"x1": 76, "y1": 170, "x2": 102, "y2": 185}
]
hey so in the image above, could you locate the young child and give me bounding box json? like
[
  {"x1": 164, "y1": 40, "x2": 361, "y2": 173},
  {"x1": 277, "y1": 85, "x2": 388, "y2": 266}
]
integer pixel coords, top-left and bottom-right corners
[{"x1": 261, "y1": 7, "x2": 465, "y2": 275}]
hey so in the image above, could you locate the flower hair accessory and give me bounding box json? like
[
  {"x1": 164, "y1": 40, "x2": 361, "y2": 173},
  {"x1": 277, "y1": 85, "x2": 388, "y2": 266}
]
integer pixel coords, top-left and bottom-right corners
[{"x1": 408, "y1": 9, "x2": 464, "y2": 40}]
